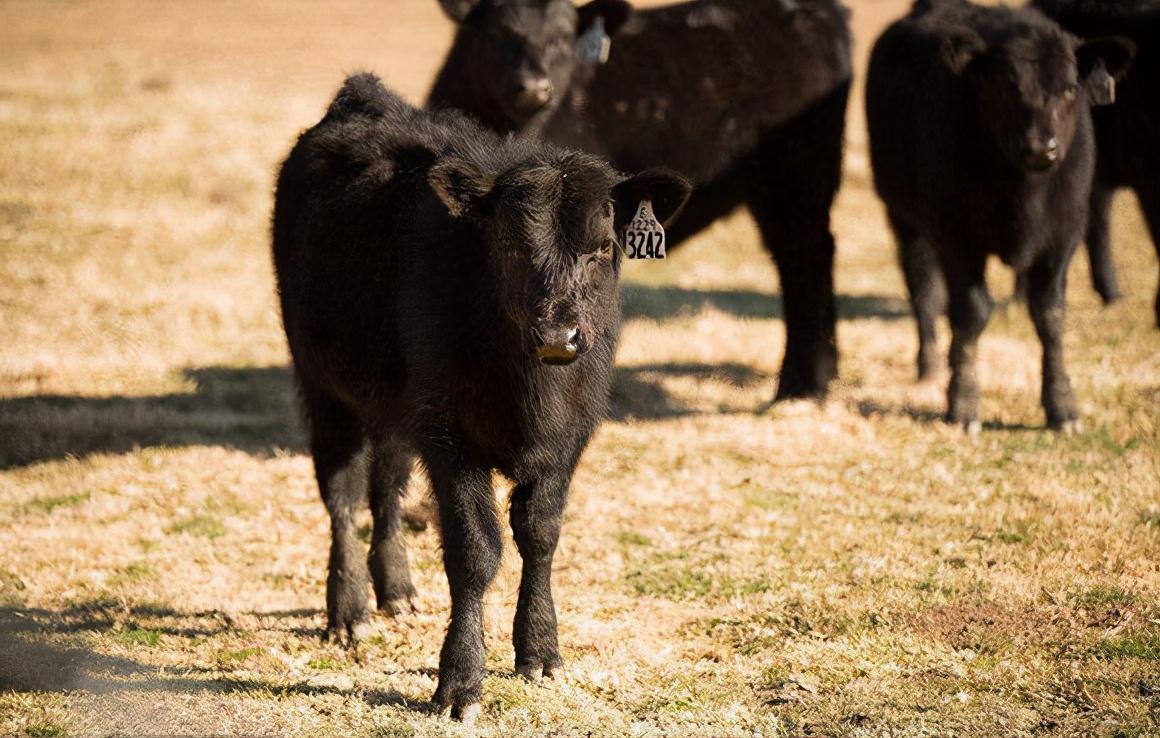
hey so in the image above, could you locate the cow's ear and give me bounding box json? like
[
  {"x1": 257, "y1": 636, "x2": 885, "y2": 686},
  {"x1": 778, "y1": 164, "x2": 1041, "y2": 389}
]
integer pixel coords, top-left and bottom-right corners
[
  {"x1": 612, "y1": 168, "x2": 692, "y2": 229},
  {"x1": 429, "y1": 158, "x2": 494, "y2": 218},
  {"x1": 940, "y1": 29, "x2": 986, "y2": 75},
  {"x1": 437, "y1": 0, "x2": 484, "y2": 23},
  {"x1": 577, "y1": 0, "x2": 633, "y2": 38}
]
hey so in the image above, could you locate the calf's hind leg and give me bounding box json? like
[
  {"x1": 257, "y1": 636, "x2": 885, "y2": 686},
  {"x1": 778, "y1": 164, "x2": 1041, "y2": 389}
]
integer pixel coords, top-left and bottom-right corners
[
  {"x1": 305, "y1": 391, "x2": 372, "y2": 645},
  {"x1": 424, "y1": 453, "x2": 503, "y2": 720},
  {"x1": 892, "y1": 215, "x2": 946, "y2": 381},
  {"x1": 1086, "y1": 180, "x2": 1122, "y2": 304},
  {"x1": 368, "y1": 440, "x2": 417, "y2": 616},
  {"x1": 1136, "y1": 183, "x2": 1160, "y2": 328},
  {"x1": 509, "y1": 471, "x2": 572, "y2": 681}
]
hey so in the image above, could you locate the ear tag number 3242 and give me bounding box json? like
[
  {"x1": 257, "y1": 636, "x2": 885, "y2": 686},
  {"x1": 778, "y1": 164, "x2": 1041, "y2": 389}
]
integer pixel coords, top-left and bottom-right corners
[{"x1": 625, "y1": 200, "x2": 666, "y2": 260}]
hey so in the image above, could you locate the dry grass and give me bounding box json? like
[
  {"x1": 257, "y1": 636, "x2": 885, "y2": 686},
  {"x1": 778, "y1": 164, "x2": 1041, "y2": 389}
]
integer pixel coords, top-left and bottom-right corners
[{"x1": 1, "y1": 0, "x2": 1158, "y2": 736}]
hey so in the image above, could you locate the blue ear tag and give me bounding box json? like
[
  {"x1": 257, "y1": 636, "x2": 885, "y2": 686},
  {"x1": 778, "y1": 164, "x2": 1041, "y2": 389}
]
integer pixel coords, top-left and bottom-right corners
[{"x1": 577, "y1": 16, "x2": 611, "y2": 64}]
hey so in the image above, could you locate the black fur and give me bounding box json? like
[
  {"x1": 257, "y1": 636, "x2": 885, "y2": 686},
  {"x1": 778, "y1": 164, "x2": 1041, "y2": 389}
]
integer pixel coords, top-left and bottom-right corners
[
  {"x1": 429, "y1": 0, "x2": 853, "y2": 400},
  {"x1": 866, "y1": 0, "x2": 1133, "y2": 429},
  {"x1": 1034, "y1": 0, "x2": 1159, "y2": 326},
  {"x1": 271, "y1": 73, "x2": 690, "y2": 717}
]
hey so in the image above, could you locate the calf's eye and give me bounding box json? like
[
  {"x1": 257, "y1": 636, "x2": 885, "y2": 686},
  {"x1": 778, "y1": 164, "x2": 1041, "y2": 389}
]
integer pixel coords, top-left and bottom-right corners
[{"x1": 599, "y1": 239, "x2": 616, "y2": 257}]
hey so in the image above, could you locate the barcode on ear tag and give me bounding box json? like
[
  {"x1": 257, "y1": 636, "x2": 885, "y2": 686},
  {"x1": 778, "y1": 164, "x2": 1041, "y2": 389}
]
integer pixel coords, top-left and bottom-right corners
[
  {"x1": 1090, "y1": 63, "x2": 1116, "y2": 106},
  {"x1": 625, "y1": 200, "x2": 666, "y2": 260}
]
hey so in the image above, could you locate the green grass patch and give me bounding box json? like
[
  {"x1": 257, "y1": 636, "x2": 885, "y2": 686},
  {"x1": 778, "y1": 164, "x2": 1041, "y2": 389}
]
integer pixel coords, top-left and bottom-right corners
[
  {"x1": 112, "y1": 626, "x2": 162, "y2": 648},
  {"x1": 616, "y1": 531, "x2": 652, "y2": 547},
  {"x1": 996, "y1": 519, "x2": 1036, "y2": 545},
  {"x1": 218, "y1": 647, "x2": 262, "y2": 663},
  {"x1": 1072, "y1": 586, "x2": 1137, "y2": 609},
  {"x1": 25, "y1": 725, "x2": 67, "y2": 738},
  {"x1": 306, "y1": 655, "x2": 346, "y2": 671},
  {"x1": 627, "y1": 566, "x2": 713, "y2": 600},
  {"x1": 167, "y1": 514, "x2": 226, "y2": 539},
  {"x1": 108, "y1": 562, "x2": 156, "y2": 587},
  {"x1": 1093, "y1": 632, "x2": 1160, "y2": 661},
  {"x1": 23, "y1": 491, "x2": 90, "y2": 515}
]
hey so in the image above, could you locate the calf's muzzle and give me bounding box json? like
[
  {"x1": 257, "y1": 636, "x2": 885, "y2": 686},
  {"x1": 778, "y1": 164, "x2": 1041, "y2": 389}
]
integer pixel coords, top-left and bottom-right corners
[{"x1": 536, "y1": 326, "x2": 583, "y2": 366}]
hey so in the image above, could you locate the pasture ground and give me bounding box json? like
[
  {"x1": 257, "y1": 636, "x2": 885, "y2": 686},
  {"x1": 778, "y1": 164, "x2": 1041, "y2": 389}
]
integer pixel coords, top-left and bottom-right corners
[{"x1": 1, "y1": 1, "x2": 1157, "y2": 735}]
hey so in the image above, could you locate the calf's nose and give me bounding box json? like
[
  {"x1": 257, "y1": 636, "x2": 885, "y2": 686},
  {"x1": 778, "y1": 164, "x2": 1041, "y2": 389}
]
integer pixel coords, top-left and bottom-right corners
[
  {"x1": 515, "y1": 77, "x2": 553, "y2": 113},
  {"x1": 536, "y1": 326, "x2": 582, "y2": 366},
  {"x1": 1022, "y1": 137, "x2": 1060, "y2": 171}
]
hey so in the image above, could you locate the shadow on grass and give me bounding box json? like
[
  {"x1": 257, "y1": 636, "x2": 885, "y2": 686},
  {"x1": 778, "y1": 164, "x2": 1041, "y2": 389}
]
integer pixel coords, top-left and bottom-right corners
[
  {"x1": 854, "y1": 399, "x2": 1042, "y2": 432},
  {"x1": 621, "y1": 284, "x2": 911, "y2": 322},
  {"x1": 0, "y1": 604, "x2": 428, "y2": 712},
  {"x1": 611, "y1": 362, "x2": 772, "y2": 421},
  {"x1": 0, "y1": 366, "x2": 303, "y2": 469},
  {"x1": 2, "y1": 358, "x2": 779, "y2": 468}
]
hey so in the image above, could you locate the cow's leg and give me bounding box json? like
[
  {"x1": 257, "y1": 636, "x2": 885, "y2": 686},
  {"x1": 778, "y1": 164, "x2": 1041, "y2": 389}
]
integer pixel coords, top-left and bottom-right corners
[
  {"x1": 746, "y1": 82, "x2": 848, "y2": 401},
  {"x1": 305, "y1": 390, "x2": 372, "y2": 645},
  {"x1": 1086, "y1": 180, "x2": 1122, "y2": 304},
  {"x1": 1026, "y1": 252, "x2": 1079, "y2": 429},
  {"x1": 425, "y1": 453, "x2": 502, "y2": 720},
  {"x1": 891, "y1": 214, "x2": 946, "y2": 381},
  {"x1": 509, "y1": 471, "x2": 571, "y2": 681},
  {"x1": 1136, "y1": 183, "x2": 1160, "y2": 328},
  {"x1": 368, "y1": 439, "x2": 417, "y2": 616},
  {"x1": 942, "y1": 252, "x2": 992, "y2": 431}
]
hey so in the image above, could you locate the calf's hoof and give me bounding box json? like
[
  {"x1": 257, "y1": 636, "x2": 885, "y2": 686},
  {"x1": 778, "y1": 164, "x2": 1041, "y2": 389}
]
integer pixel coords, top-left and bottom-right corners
[
  {"x1": 433, "y1": 660, "x2": 486, "y2": 722},
  {"x1": 516, "y1": 657, "x2": 565, "y2": 682},
  {"x1": 1096, "y1": 284, "x2": 1124, "y2": 305},
  {"x1": 1050, "y1": 418, "x2": 1084, "y2": 435},
  {"x1": 378, "y1": 595, "x2": 418, "y2": 618},
  {"x1": 325, "y1": 612, "x2": 372, "y2": 647}
]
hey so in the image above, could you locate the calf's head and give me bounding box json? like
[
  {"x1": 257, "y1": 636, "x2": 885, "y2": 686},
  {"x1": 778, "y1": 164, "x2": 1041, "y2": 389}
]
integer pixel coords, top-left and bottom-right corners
[
  {"x1": 437, "y1": 0, "x2": 633, "y2": 129},
  {"x1": 942, "y1": 18, "x2": 1133, "y2": 172},
  {"x1": 429, "y1": 152, "x2": 690, "y2": 366}
]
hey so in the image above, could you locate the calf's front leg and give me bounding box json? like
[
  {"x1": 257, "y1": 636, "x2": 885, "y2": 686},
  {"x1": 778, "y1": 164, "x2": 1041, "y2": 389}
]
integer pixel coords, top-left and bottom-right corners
[
  {"x1": 943, "y1": 254, "x2": 992, "y2": 432},
  {"x1": 424, "y1": 455, "x2": 502, "y2": 721},
  {"x1": 1026, "y1": 255, "x2": 1079, "y2": 430},
  {"x1": 509, "y1": 472, "x2": 571, "y2": 681}
]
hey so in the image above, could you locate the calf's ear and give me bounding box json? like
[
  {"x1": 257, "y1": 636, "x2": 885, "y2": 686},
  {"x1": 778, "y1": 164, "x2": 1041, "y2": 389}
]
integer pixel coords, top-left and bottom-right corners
[
  {"x1": 437, "y1": 0, "x2": 484, "y2": 23},
  {"x1": 578, "y1": 0, "x2": 633, "y2": 37},
  {"x1": 613, "y1": 168, "x2": 693, "y2": 229},
  {"x1": 1077, "y1": 36, "x2": 1135, "y2": 86},
  {"x1": 429, "y1": 158, "x2": 494, "y2": 218},
  {"x1": 940, "y1": 29, "x2": 986, "y2": 75}
]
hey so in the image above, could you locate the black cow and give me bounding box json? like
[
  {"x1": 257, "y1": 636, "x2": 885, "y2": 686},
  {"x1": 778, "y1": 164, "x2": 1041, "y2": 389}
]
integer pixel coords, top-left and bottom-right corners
[
  {"x1": 429, "y1": 0, "x2": 853, "y2": 401},
  {"x1": 1034, "y1": 0, "x2": 1160, "y2": 327},
  {"x1": 272, "y1": 73, "x2": 690, "y2": 719},
  {"x1": 866, "y1": 0, "x2": 1134, "y2": 430}
]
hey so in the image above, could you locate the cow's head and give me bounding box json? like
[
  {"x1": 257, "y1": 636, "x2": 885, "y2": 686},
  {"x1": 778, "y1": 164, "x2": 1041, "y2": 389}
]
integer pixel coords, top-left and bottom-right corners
[
  {"x1": 436, "y1": 0, "x2": 633, "y2": 130},
  {"x1": 429, "y1": 151, "x2": 689, "y2": 365},
  {"x1": 942, "y1": 12, "x2": 1134, "y2": 172}
]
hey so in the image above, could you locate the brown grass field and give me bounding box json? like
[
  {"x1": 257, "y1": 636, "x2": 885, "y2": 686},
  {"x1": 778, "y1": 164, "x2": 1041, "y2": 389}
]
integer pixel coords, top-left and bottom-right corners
[{"x1": 1, "y1": 0, "x2": 1158, "y2": 735}]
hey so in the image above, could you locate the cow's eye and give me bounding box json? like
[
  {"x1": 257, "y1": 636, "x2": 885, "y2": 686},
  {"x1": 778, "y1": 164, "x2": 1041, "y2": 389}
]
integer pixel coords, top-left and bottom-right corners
[{"x1": 599, "y1": 238, "x2": 616, "y2": 258}]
